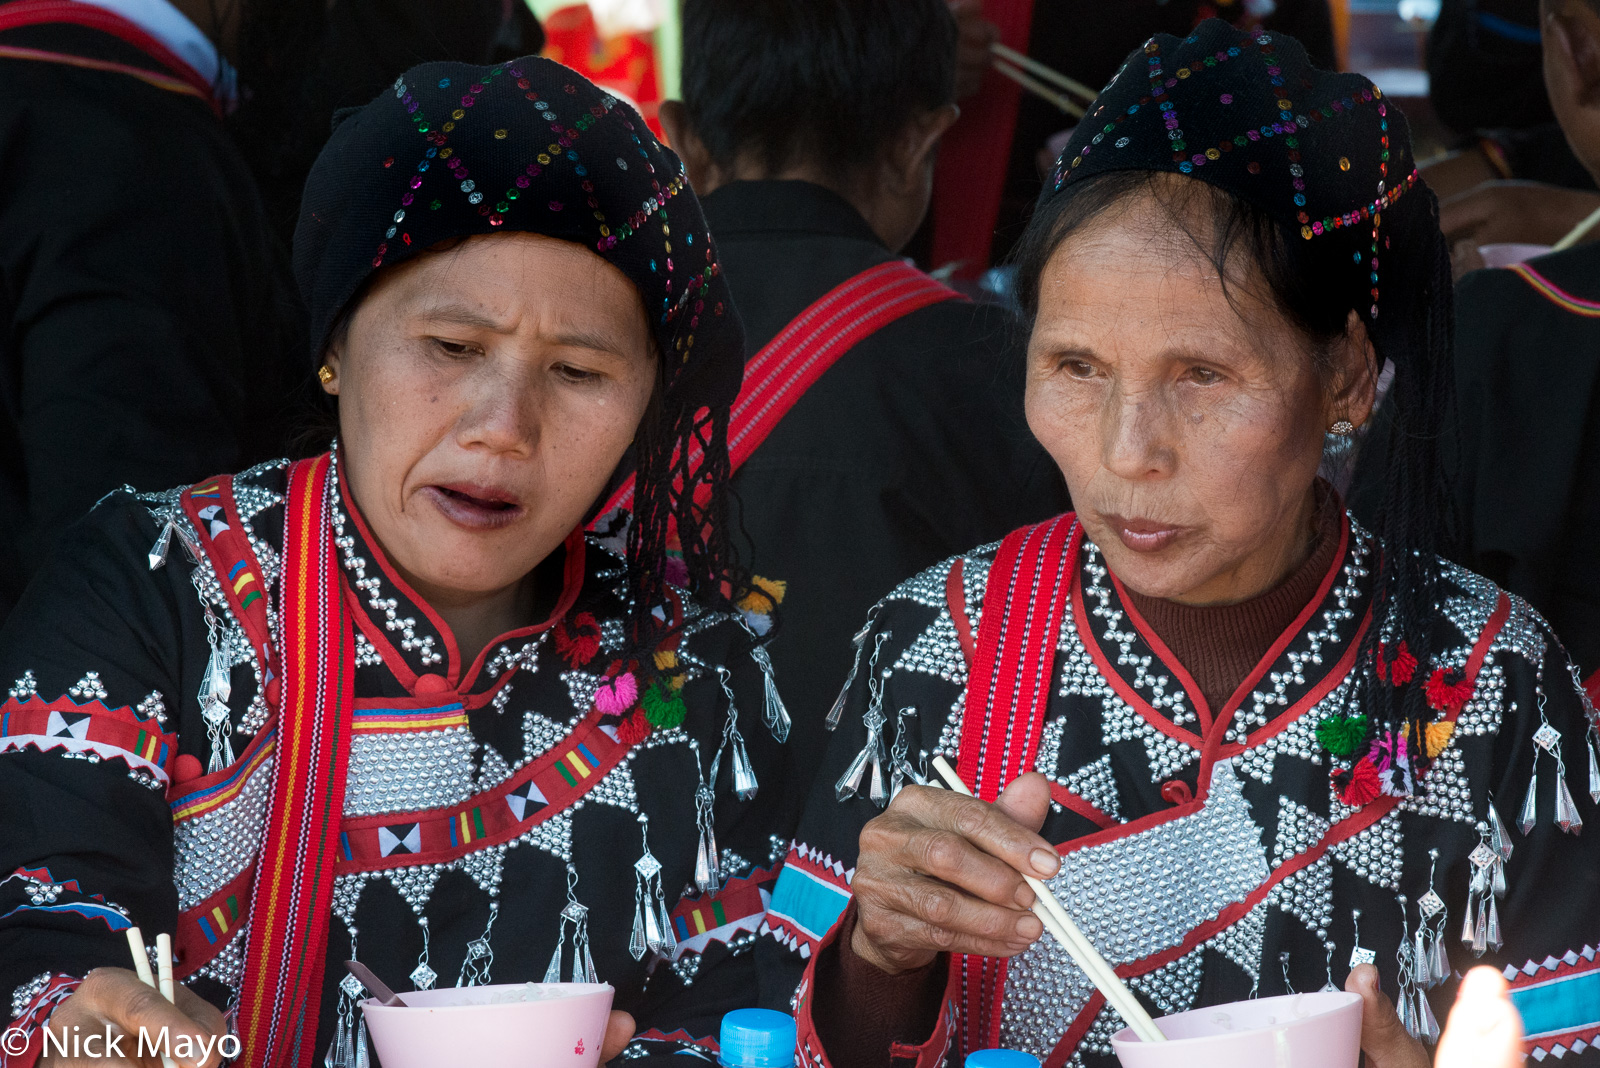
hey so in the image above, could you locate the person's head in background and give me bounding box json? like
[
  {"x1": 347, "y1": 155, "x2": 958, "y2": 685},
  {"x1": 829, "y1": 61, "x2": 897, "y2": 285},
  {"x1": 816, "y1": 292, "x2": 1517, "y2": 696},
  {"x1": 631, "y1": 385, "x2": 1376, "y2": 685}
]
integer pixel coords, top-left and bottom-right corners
[
  {"x1": 1543, "y1": 0, "x2": 1600, "y2": 181},
  {"x1": 660, "y1": 0, "x2": 960, "y2": 253}
]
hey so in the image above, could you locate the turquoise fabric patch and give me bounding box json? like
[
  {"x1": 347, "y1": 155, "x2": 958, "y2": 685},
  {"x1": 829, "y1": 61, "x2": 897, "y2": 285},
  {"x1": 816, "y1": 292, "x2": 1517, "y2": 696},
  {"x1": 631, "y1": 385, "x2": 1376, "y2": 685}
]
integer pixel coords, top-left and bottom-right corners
[
  {"x1": 767, "y1": 864, "x2": 851, "y2": 941},
  {"x1": 1511, "y1": 967, "x2": 1600, "y2": 1037}
]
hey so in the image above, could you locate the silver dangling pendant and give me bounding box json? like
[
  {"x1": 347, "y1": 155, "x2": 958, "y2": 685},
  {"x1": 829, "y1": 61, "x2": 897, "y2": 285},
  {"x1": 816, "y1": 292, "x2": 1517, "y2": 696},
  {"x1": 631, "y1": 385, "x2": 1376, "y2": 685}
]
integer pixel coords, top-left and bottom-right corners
[
  {"x1": 1412, "y1": 926, "x2": 1433, "y2": 989},
  {"x1": 1491, "y1": 856, "x2": 1507, "y2": 899},
  {"x1": 836, "y1": 656, "x2": 893, "y2": 806},
  {"x1": 1398, "y1": 987, "x2": 1418, "y2": 1038},
  {"x1": 456, "y1": 901, "x2": 498, "y2": 987},
  {"x1": 331, "y1": 929, "x2": 364, "y2": 1068},
  {"x1": 630, "y1": 818, "x2": 675, "y2": 960},
  {"x1": 1320, "y1": 941, "x2": 1339, "y2": 993},
  {"x1": 826, "y1": 619, "x2": 880, "y2": 731},
  {"x1": 692, "y1": 743, "x2": 720, "y2": 893},
  {"x1": 324, "y1": 1009, "x2": 348, "y2": 1068},
  {"x1": 354, "y1": 1017, "x2": 370, "y2": 1068},
  {"x1": 1396, "y1": 895, "x2": 1421, "y2": 1040},
  {"x1": 1430, "y1": 928, "x2": 1450, "y2": 986},
  {"x1": 1588, "y1": 734, "x2": 1600, "y2": 805},
  {"x1": 1416, "y1": 989, "x2": 1441, "y2": 1045},
  {"x1": 1459, "y1": 890, "x2": 1477, "y2": 951},
  {"x1": 148, "y1": 516, "x2": 175, "y2": 570},
  {"x1": 546, "y1": 868, "x2": 597, "y2": 983},
  {"x1": 1472, "y1": 898, "x2": 1488, "y2": 956},
  {"x1": 1489, "y1": 799, "x2": 1514, "y2": 862},
  {"x1": 713, "y1": 667, "x2": 759, "y2": 801},
  {"x1": 1484, "y1": 894, "x2": 1503, "y2": 953},
  {"x1": 1518, "y1": 769, "x2": 1539, "y2": 835},
  {"x1": 1280, "y1": 951, "x2": 1295, "y2": 994},
  {"x1": 888, "y1": 707, "x2": 922, "y2": 803},
  {"x1": 410, "y1": 919, "x2": 437, "y2": 990},
  {"x1": 1417, "y1": 848, "x2": 1448, "y2": 990},
  {"x1": 747, "y1": 644, "x2": 790, "y2": 743},
  {"x1": 1349, "y1": 909, "x2": 1376, "y2": 968},
  {"x1": 199, "y1": 635, "x2": 236, "y2": 774},
  {"x1": 1555, "y1": 771, "x2": 1584, "y2": 835}
]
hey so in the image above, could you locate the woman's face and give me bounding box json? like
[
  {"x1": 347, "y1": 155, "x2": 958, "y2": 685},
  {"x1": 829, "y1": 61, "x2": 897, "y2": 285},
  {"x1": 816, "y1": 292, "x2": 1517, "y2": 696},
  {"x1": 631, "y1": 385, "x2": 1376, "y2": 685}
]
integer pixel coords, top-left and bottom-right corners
[
  {"x1": 323, "y1": 232, "x2": 655, "y2": 607},
  {"x1": 1025, "y1": 188, "x2": 1374, "y2": 605}
]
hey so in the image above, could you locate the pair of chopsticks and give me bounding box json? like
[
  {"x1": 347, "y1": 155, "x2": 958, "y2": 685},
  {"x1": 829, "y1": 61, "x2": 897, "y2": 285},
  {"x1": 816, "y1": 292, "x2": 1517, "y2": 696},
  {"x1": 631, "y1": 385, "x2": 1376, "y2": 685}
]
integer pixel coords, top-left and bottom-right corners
[
  {"x1": 927, "y1": 755, "x2": 1166, "y2": 1043},
  {"x1": 126, "y1": 926, "x2": 181, "y2": 1068},
  {"x1": 989, "y1": 42, "x2": 1094, "y2": 119}
]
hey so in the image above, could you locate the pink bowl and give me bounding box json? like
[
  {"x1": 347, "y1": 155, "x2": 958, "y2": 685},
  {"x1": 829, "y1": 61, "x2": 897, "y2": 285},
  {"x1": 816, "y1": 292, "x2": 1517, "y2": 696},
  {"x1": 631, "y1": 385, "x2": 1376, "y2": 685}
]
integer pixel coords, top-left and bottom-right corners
[
  {"x1": 361, "y1": 982, "x2": 614, "y2": 1068},
  {"x1": 1111, "y1": 991, "x2": 1362, "y2": 1068},
  {"x1": 1477, "y1": 243, "x2": 1552, "y2": 268}
]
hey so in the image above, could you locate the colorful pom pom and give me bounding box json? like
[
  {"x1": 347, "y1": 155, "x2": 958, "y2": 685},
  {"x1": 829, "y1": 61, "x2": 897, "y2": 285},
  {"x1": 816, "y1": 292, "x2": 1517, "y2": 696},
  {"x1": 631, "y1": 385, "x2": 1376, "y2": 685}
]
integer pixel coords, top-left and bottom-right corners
[
  {"x1": 1334, "y1": 758, "x2": 1381, "y2": 806},
  {"x1": 594, "y1": 670, "x2": 638, "y2": 714},
  {"x1": 736, "y1": 575, "x2": 788, "y2": 614},
  {"x1": 641, "y1": 681, "x2": 687, "y2": 729},
  {"x1": 616, "y1": 710, "x2": 652, "y2": 746},
  {"x1": 1375, "y1": 640, "x2": 1416, "y2": 685},
  {"x1": 554, "y1": 611, "x2": 602, "y2": 668},
  {"x1": 1424, "y1": 667, "x2": 1473, "y2": 715},
  {"x1": 1423, "y1": 720, "x2": 1455, "y2": 759},
  {"x1": 1315, "y1": 714, "x2": 1369, "y2": 757}
]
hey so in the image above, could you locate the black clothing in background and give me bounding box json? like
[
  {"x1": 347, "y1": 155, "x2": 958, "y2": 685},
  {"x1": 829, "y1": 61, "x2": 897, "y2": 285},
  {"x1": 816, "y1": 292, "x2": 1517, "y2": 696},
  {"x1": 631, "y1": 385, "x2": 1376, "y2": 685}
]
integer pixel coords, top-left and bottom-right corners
[
  {"x1": 1437, "y1": 245, "x2": 1600, "y2": 677},
  {"x1": 0, "y1": 19, "x2": 304, "y2": 621},
  {"x1": 1428, "y1": 0, "x2": 1551, "y2": 138},
  {"x1": 233, "y1": 0, "x2": 544, "y2": 248},
  {"x1": 1479, "y1": 121, "x2": 1599, "y2": 190},
  {"x1": 703, "y1": 180, "x2": 1069, "y2": 820},
  {"x1": 991, "y1": 0, "x2": 1336, "y2": 264}
]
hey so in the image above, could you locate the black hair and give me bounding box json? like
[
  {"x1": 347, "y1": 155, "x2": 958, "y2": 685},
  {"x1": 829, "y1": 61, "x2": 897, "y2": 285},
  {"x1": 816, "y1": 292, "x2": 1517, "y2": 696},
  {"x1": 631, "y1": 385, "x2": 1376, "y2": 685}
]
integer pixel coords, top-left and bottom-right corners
[
  {"x1": 680, "y1": 0, "x2": 957, "y2": 185},
  {"x1": 1013, "y1": 167, "x2": 1460, "y2": 736}
]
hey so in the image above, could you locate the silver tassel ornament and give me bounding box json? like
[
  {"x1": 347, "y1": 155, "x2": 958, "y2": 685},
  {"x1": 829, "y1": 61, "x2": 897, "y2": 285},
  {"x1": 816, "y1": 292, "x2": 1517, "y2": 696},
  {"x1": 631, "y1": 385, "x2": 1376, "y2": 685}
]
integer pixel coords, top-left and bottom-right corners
[
  {"x1": 456, "y1": 901, "x2": 498, "y2": 987},
  {"x1": 1588, "y1": 733, "x2": 1600, "y2": 805},
  {"x1": 354, "y1": 1017, "x2": 370, "y2": 1068},
  {"x1": 888, "y1": 707, "x2": 923, "y2": 803},
  {"x1": 1484, "y1": 894, "x2": 1502, "y2": 953},
  {"x1": 1490, "y1": 800, "x2": 1514, "y2": 861},
  {"x1": 748, "y1": 644, "x2": 791, "y2": 743},
  {"x1": 836, "y1": 645, "x2": 893, "y2": 806},
  {"x1": 1416, "y1": 990, "x2": 1441, "y2": 1045},
  {"x1": 199, "y1": 628, "x2": 236, "y2": 774},
  {"x1": 630, "y1": 819, "x2": 675, "y2": 960},
  {"x1": 713, "y1": 667, "x2": 759, "y2": 801},
  {"x1": 148, "y1": 516, "x2": 175, "y2": 570},
  {"x1": 1518, "y1": 769, "x2": 1539, "y2": 835},
  {"x1": 826, "y1": 619, "x2": 880, "y2": 731},
  {"x1": 1396, "y1": 896, "x2": 1421, "y2": 1041},
  {"x1": 1555, "y1": 773, "x2": 1583, "y2": 835},
  {"x1": 545, "y1": 869, "x2": 597, "y2": 983},
  {"x1": 1320, "y1": 941, "x2": 1339, "y2": 993},
  {"x1": 693, "y1": 744, "x2": 720, "y2": 892}
]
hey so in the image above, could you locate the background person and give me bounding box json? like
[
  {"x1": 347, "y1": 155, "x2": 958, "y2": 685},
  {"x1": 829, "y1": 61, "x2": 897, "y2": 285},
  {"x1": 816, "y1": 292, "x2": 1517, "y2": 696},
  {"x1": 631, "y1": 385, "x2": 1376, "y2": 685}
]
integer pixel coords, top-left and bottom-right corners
[{"x1": 660, "y1": 0, "x2": 1069, "y2": 834}]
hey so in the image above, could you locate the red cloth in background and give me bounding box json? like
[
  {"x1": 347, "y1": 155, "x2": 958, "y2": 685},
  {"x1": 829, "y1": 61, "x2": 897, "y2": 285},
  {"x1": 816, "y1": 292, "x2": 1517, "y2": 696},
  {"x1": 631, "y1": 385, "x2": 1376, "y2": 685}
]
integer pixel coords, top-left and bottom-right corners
[
  {"x1": 541, "y1": 4, "x2": 663, "y2": 138},
  {"x1": 930, "y1": 0, "x2": 1035, "y2": 279}
]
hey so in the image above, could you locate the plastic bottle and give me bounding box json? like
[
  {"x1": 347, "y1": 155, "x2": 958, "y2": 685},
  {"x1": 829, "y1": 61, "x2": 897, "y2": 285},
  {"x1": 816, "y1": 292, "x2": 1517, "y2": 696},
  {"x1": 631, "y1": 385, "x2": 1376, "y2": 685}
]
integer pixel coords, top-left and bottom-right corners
[
  {"x1": 718, "y1": 1008, "x2": 797, "y2": 1068},
  {"x1": 964, "y1": 1049, "x2": 1043, "y2": 1068}
]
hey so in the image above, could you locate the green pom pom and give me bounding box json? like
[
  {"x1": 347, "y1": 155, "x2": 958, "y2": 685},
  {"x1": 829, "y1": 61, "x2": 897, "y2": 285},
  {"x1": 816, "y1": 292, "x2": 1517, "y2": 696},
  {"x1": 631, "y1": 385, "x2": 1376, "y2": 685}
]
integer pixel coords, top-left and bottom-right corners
[
  {"x1": 1316, "y1": 714, "x2": 1369, "y2": 758},
  {"x1": 641, "y1": 682, "x2": 686, "y2": 729}
]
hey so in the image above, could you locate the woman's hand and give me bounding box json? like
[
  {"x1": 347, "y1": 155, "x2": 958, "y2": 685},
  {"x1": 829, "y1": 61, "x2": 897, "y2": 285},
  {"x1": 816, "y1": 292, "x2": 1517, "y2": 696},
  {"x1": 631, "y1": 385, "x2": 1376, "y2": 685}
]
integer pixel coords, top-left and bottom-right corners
[
  {"x1": 601, "y1": 1010, "x2": 635, "y2": 1063},
  {"x1": 1345, "y1": 963, "x2": 1429, "y2": 1068},
  {"x1": 36, "y1": 967, "x2": 227, "y2": 1068},
  {"x1": 850, "y1": 772, "x2": 1058, "y2": 975}
]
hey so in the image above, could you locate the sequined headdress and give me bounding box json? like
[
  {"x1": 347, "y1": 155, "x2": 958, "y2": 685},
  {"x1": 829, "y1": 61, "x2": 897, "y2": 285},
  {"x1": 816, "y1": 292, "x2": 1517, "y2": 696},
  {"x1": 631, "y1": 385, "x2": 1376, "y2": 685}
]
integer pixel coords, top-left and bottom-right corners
[{"x1": 294, "y1": 56, "x2": 747, "y2": 648}]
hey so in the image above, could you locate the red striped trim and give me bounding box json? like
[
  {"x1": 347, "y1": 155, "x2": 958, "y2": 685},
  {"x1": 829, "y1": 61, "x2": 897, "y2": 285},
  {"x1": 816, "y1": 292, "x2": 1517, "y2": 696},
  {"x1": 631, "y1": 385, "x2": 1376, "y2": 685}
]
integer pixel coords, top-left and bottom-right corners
[
  {"x1": 1508, "y1": 263, "x2": 1600, "y2": 318},
  {"x1": 0, "y1": 0, "x2": 219, "y2": 114},
  {"x1": 0, "y1": 696, "x2": 176, "y2": 781},
  {"x1": 174, "y1": 866, "x2": 254, "y2": 979},
  {"x1": 182, "y1": 475, "x2": 280, "y2": 708},
  {"x1": 237, "y1": 454, "x2": 355, "y2": 1068},
  {"x1": 953, "y1": 514, "x2": 1076, "y2": 1056},
  {"x1": 596, "y1": 260, "x2": 961, "y2": 518}
]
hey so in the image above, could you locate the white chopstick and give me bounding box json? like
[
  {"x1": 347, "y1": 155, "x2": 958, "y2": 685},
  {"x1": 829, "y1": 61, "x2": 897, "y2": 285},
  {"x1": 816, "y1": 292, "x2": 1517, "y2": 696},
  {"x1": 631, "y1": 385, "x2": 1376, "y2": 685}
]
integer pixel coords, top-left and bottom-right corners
[
  {"x1": 126, "y1": 926, "x2": 182, "y2": 1068},
  {"x1": 990, "y1": 43, "x2": 1098, "y2": 105},
  {"x1": 927, "y1": 756, "x2": 1166, "y2": 1043},
  {"x1": 990, "y1": 59, "x2": 1087, "y2": 119},
  {"x1": 1553, "y1": 203, "x2": 1600, "y2": 251}
]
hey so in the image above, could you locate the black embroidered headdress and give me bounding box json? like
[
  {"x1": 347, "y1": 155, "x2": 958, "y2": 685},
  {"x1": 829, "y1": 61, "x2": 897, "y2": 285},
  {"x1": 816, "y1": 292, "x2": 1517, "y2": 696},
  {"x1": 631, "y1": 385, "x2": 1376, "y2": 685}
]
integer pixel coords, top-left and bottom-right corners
[
  {"x1": 294, "y1": 56, "x2": 746, "y2": 654},
  {"x1": 1016, "y1": 19, "x2": 1458, "y2": 760}
]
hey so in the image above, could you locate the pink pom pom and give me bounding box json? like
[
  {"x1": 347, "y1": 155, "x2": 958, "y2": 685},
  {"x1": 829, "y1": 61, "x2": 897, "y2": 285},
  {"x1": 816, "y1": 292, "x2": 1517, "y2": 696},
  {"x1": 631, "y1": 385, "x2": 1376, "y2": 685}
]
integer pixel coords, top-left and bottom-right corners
[{"x1": 594, "y1": 671, "x2": 639, "y2": 714}]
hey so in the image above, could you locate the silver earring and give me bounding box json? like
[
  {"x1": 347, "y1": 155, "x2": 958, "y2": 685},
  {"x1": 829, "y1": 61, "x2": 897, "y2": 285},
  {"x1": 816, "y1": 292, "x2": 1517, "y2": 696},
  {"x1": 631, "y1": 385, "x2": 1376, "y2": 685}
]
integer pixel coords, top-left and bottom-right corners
[{"x1": 1329, "y1": 419, "x2": 1356, "y2": 436}]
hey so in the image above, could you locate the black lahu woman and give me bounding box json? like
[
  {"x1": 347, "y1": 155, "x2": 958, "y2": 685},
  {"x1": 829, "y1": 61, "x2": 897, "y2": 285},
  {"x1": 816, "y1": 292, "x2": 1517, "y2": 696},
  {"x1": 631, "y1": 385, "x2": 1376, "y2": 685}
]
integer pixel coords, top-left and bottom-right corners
[
  {"x1": 760, "y1": 20, "x2": 1600, "y2": 1068},
  {"x1": 0, "y1": 59, "x2": 792, "y2": 1068}
]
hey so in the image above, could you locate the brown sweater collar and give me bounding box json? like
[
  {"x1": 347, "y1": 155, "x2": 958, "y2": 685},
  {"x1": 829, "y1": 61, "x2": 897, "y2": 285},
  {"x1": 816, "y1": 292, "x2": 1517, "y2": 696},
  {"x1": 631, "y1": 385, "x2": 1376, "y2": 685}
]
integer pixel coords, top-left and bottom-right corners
[{"x1": 1122, "y1": 490, "x2": 1345, "y2": 714}]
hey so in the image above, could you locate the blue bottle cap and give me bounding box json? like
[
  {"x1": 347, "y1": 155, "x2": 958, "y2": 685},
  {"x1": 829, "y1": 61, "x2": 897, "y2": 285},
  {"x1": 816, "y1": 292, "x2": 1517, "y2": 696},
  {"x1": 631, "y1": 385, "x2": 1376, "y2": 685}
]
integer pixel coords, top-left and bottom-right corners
[
  {"x1": 965, "y1": 1049, "x2": 1042, "y2": 1068},
  {"x1": 718, "y1": 1008, "x2": 796, "y2": 1068}
]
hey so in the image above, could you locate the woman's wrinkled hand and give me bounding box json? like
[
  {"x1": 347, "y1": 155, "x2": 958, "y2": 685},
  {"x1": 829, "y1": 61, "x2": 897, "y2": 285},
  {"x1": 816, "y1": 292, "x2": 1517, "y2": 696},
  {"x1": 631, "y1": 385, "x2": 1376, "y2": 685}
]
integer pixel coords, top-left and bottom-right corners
[
  {"x1": 850, "y1": 772, "x2": 1057, "y2": 975},
  {"x1": 36, "y1": 967, "x2": 227, "y2": 1068},
  {"x1": 1345, "y1": 963, "x2": 1430, "y2": 1068}
]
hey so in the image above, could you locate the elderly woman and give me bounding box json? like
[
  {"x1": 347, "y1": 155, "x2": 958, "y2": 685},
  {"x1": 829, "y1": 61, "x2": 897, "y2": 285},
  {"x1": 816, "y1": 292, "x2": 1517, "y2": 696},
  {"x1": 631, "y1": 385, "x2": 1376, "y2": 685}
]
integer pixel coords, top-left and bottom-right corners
[
  {"x1": 760, "y1": 20, "x2": 1600, "y2": 1068},
  {"x1": 0, "y1": 59, "x2": 790, "y2": 1068}
]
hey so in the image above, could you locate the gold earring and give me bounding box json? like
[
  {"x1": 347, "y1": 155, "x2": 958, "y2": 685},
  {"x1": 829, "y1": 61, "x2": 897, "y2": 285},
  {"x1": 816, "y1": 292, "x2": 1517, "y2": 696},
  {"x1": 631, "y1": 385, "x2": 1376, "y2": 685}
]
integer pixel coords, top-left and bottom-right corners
[
  {"x1": 1329, "y1": 419, "x2": 1356, "y2": 436},
  {"x1": 317, "y1": 364, "x2": 335, "y2": 385}
]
